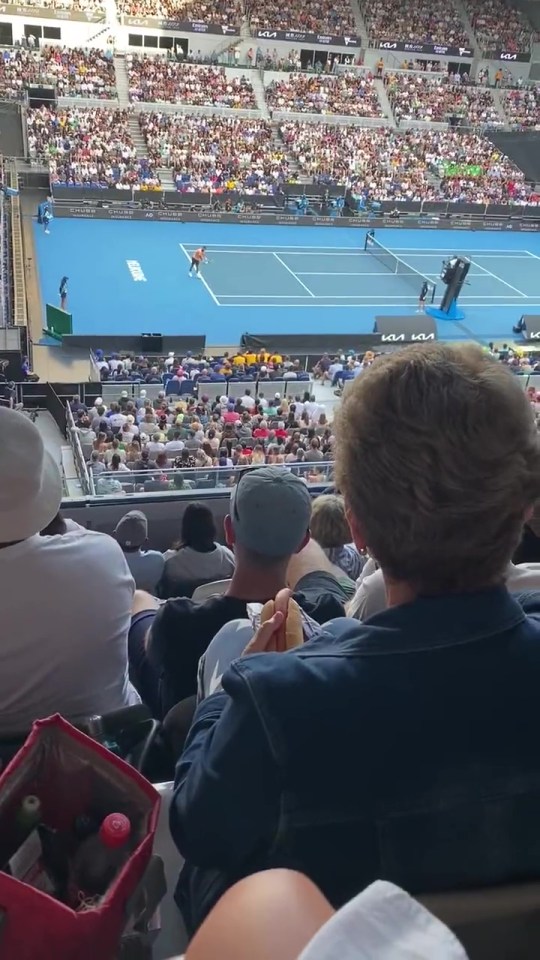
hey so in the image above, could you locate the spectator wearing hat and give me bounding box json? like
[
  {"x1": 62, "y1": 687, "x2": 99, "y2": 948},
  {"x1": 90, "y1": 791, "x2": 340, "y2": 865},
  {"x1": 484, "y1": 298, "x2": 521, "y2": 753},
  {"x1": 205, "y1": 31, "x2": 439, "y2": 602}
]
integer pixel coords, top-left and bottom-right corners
[
  {"x1": 0, "y1": 407, "x2": 138, "y2": 732},
  {"x1": 114, "y1": 510, "x2": 165, "y2": 594},
  {"x1": 129, "y1": 467, "x2": 348, "y2": 718},
  {"x1": 170, "y1": 344, "x2": 540, "y2": 934}
]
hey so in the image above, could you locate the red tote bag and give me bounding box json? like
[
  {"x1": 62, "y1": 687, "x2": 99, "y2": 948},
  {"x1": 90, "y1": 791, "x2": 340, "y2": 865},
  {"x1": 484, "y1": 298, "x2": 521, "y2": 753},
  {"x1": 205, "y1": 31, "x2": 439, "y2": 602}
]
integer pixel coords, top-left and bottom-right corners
[{"x1": 0, "y1": 715, "x2": 160, "y2": 960}]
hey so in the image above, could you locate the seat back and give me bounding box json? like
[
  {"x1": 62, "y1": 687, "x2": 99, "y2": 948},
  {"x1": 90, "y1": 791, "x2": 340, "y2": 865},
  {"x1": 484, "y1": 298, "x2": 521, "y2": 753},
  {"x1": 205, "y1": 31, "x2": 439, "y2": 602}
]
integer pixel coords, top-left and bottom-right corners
[
  {"x1": 192, "y1": 579, "x2": 232, "y2": 602},
  {"x1": 418, "y1": 882, "x2": 540, "y2": 960}
]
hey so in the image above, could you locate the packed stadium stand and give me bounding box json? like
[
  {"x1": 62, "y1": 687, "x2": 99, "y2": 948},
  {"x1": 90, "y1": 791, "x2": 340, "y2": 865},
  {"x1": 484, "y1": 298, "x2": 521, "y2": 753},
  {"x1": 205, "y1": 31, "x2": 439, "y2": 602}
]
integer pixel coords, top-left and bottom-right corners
[
  {"x1": 127, "y1": 56, "x2": 256, "y2": 108},
  {"x1": 247, "y1": 0, "x2": 356, "y2": 34},
  {"x1": 27, "y1": 106, "x2": 161, "y2": 187},
  {"x1": 463, "y1": 0, "x2": 535, "y2": 52},
  {"x1": 117, "y1": 0, "x2": 242, "y2": 26},
  {"x1": 385, "y1": 74, "x2": 502, "y2": 126},
  {"x1": 359, "y1": 0, "x2": 470, "y2": 46},
  {"x1": 0, "y1": 46, "x2": 116, "y2": 100},
  {"x1": 139, "y1": 112, "x2": 289, "y2": 192},
  {"x1": 502, "y1": 87, "x2": 540, "y2": 128},
  {"x1": 265, "y1": 72, "x2": 384, "y2": 118}
]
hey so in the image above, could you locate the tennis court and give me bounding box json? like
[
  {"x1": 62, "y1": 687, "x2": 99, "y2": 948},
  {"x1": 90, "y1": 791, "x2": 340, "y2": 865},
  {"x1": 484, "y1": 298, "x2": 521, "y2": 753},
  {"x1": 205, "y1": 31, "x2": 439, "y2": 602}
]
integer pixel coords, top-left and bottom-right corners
[{"x1": 33, "y1": 219, "x2": 540, "y2": 343}]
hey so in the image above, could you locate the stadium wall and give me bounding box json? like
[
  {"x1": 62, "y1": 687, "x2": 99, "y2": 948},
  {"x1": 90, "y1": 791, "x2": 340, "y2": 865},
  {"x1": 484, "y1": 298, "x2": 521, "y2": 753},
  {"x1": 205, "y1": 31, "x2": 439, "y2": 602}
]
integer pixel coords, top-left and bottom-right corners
[{"x1": 53, "y1": 205, "x2": 540, "y2": 233}]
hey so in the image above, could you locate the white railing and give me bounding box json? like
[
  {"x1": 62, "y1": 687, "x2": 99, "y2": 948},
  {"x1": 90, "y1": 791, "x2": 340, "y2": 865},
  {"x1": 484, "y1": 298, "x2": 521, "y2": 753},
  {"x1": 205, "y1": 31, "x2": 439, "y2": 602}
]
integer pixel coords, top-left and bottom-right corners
[
  {"x1": 270, "y1": 109, "x2": 391, "y2": 127},
  {"x1": 135, "y1": 101, "x2": 260, "y2": 117}
]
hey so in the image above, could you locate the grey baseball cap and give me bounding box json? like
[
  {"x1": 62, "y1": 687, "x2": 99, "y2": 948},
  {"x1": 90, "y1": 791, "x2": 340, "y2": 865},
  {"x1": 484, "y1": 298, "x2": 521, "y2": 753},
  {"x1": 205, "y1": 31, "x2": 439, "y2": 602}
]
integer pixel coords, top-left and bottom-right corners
[
  {"x1": 114, "y1": 510, "x2": 148, "y2": 549},
  {"x1": 230, "y1": 466, "x2": 311, "y2": 557}
]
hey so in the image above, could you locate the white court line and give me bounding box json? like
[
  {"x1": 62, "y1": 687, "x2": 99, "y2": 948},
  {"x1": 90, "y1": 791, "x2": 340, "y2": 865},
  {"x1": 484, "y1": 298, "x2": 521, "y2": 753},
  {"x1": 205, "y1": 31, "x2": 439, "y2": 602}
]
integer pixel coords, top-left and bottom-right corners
[
  {"x1": 179, "y1": 243, "x2": 219, "y2": 305},
  {"x1": 204, "y1": 248, "x2": 539, "y2": 260},
  {"x1": 468, "y1": 257, "x2": 527, "y2": 297},
  {"x1": 273, "y1": 253, "x2": 315, "y2": 297},
  {"x1": 215, "y1": 301, "x2": 540, "y2": 308},
  {"x1": 295, "y1": 271, "x2": 494, "y2": 277},
  {"x1": 216, "y1": 294, "x2": 531, "y2": 301},
  {"x1": 216, "y1": 294, "x2": 317, "y2": 298},
  {"x1": 526, "y1": 251, "x2": 540, "y2": 261},
  {"x1": 390, "y1": 248, "x2": 534, "y2": 254}
]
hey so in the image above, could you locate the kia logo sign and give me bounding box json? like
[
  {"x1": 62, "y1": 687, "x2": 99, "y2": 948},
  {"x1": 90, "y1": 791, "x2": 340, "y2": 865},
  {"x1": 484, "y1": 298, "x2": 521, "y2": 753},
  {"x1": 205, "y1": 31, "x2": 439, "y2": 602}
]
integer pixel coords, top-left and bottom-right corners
[
  {"x1": 500, "y1": 52, "x2": 517, "y2": 59},
  {"x1": 257, "y1": 30, "x2": 277, "y2": 37},
  {"x1": 380, "y1": 42, "x2": 397, "y2": 49}
]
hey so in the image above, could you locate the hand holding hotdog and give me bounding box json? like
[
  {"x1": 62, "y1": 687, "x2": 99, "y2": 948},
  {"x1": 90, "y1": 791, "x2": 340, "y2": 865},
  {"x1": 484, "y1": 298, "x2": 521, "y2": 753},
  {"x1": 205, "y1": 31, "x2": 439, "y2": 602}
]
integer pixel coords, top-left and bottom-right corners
[{"x1": 243, "y1": 588, "x2": 304, "y2": 655}]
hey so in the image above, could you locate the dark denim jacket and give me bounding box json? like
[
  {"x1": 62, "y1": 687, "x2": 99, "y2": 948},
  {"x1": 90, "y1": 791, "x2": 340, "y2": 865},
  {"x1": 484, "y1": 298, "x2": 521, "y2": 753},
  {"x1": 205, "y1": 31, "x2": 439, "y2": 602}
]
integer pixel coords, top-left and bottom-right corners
[{"x1": 171, "y1": 588, "x2": 540, "y2": 924}]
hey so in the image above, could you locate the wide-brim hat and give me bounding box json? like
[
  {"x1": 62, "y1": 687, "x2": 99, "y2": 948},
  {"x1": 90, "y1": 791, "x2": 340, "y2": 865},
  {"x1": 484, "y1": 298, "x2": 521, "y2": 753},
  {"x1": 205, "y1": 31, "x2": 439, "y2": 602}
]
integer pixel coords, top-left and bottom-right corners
[{"x1": 0, "y1": 407, "x2": 63, "y2": 541}]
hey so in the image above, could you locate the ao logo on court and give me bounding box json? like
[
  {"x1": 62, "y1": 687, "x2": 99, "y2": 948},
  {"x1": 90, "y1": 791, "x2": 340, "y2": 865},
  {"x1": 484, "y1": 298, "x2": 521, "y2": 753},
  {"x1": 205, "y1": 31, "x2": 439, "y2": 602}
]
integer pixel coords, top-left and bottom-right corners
[{"x1": 126, "y1": 260, "x2": 147, "y2": 282}]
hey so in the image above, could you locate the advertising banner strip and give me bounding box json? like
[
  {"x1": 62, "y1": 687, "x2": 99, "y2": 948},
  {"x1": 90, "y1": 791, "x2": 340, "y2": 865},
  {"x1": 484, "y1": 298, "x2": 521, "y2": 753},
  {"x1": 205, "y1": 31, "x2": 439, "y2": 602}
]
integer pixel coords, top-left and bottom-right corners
[
  {"x1": 254, "y1": 28, "x2": 361, "y2": 47},
  {"x1": 485, "y1": 50, "x2": 531, "y2": 62},
  {"x1": 53, "y1": 206, "x2": 540, "y2": 233},
  {"x1": 124, "y1": 15, "x2": 239, "y2": 34},
  {"x1": 377, "y1": 40, "x2": 474, "y2": 58},
  {"x1": 442, "y1": 163, "x2": 484, "y2": 177}
]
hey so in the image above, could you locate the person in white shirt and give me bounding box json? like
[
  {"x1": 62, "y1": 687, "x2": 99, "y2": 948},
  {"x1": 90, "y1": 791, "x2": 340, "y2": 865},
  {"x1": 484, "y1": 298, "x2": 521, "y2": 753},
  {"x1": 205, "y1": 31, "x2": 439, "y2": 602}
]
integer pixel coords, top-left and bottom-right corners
[
  {"x1": 146, "y1": 433, "x2": 166, "y2": 458},
  {"x1": 165, "y1": 351, "x2": 176, "y2": 369},
  {"x1": 108, "y1": 354, "x2": 122, "y2": 373},
  {"x1": 108, "y1": 403, "x2": 127, "y2": 431},
  {"x1": 327, "y1": 359, "x2": 344, "y2": 382},
  {"x1": 0, "y1": 407, "x2": 139, "y2": 733},
  {"x1": 240, "y1": 390, "x2": 256, "y2": 410},
  {"x1": 347, "y1": 557, "x2": 540, "y2": 621},
  {"x1": 305, "y1": 396, "x2": 324, "y2": 421},
  {"x1": 89, "y1": 396, "x2": 107, "y2": 420},
  {"x1": 165, "y1": 431, "x2": 185, "y2": 456}
]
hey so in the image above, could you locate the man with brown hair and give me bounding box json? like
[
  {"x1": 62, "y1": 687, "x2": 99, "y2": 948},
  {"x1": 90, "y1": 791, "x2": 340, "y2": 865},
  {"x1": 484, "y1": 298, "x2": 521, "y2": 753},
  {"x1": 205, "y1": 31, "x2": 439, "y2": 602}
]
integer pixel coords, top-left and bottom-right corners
[{"x1": 170, "y1": 344, "x2": 540, "y2": 933}]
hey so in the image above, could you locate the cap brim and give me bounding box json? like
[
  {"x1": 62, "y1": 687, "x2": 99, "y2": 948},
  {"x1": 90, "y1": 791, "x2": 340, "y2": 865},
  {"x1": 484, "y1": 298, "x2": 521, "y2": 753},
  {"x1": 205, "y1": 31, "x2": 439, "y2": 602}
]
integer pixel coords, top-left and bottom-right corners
[{"x1": 2, "y1": 449, "x2": 63, "y2": 541}]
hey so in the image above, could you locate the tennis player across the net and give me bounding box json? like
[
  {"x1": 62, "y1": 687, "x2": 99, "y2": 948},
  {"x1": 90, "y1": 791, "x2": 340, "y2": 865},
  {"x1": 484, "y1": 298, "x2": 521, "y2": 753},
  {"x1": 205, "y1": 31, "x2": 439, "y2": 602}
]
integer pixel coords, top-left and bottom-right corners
[{"x1": 364, "y1": 231, "x2": 436, "y2": 303}]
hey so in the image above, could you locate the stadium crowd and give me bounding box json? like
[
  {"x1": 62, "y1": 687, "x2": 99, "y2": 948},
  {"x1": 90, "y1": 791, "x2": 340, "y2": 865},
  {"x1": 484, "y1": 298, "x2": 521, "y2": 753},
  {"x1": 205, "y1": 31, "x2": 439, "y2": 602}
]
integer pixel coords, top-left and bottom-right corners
[
  {"x1": 0, "y1": 46, "x2": 116, "y2": 100},
  {"x1": 266, "y1": 72, "x2": 383, "y2": 118},
  {"x1": 139, "y1": 112, "x2": 289, "y2": 192},
  {"x1": 28, "y1": 107, "x2": 160, "y2": 188},
  {"x1": 464, "y1": 0, "x2": 534, "y2": 52},
  {"x1": 385, "y1": 73, "x2": 501, "y2": 125},
  {"x1": 247, "y1": 0, "x2": 356, "y2": 35},
  {"x1": 502, "y1": 87, "x2": 540, "y2": 129},
  {"x1": 116, "y1": 0, "x2": 242, "y2": 27},
  {"x1": 9, "y1": 339, "x2": 540, "y2": 952},
  {"x1": 25, "y1": 0, "x2": 104, "y2": 10},
  {"x1": 360, "y1": 0, "x2": 469, "y2": 46},
  {"x1": 81, "y1": 387, "x2": 335, "y2": 496},
  {"x1": 279, "y1": 122, "x2": 533, "y2": 204},
  {"x1": 127, "y1": 56, "x2": 256, "y2": 108}
]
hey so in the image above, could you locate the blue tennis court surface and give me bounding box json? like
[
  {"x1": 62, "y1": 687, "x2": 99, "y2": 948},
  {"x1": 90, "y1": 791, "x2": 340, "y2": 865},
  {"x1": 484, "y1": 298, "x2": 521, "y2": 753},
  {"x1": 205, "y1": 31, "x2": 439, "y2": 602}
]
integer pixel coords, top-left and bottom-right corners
[{"x1": 33, "y1": 218, "x2": 540, "y2": 344}]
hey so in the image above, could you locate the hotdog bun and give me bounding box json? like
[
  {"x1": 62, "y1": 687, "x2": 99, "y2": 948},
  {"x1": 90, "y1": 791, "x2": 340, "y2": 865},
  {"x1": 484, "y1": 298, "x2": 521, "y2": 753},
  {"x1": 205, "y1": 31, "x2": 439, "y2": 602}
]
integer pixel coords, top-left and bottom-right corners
[{"x1": 260, "y1": 596, "x2": 304, "y2": 649}]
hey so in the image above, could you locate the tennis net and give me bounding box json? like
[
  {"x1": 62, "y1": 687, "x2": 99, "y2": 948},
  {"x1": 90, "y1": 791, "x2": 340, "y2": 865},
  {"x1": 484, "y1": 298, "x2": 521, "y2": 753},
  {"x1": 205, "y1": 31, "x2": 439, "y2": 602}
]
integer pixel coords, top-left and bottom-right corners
[{"x1": 364, "y1": 233, "x2": 436, "y2": 303}]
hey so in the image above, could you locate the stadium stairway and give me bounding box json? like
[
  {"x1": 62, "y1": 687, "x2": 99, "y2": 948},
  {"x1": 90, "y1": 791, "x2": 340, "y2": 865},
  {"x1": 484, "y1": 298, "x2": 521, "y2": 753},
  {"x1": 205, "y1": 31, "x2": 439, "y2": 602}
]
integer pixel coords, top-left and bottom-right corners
[
  {"x1": 113, "y1": 51, "x2": 130, "y2": 107},
  {"x1": 452, "y1": 0, "x2": 478, "y2": 50},
  {"x1": 113, "y1": 53, "x2": 176, "y2": 189},
  {"x1": 375, "y1": 82, "x2": 396, "y2": 127},
  {"x1": 270, "y1": 123, "x2": 311, "y2": 183},
  {"x1": 349, "y1": 0, "x2": 369, "y2": 42},
  {"x1": 251, "y1": 69, "x2": 270, "y2": 118},
  {"x1": 490, "y1": 88, "x2": 513, "y2": 129}
]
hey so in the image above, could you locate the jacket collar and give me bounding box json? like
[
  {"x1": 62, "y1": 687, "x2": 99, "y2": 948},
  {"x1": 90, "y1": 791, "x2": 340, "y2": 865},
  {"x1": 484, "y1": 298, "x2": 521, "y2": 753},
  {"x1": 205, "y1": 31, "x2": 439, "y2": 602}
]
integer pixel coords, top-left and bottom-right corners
[{"x1": 332, "y1": 587, "x2": 527, "y2": 655}]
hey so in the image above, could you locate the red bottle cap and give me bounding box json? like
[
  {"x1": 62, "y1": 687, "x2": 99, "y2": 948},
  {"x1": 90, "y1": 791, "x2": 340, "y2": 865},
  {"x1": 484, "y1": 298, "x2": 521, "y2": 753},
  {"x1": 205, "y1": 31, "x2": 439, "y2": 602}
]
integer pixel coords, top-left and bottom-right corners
[{"x1": 99, "y1": 813, "x2": 131, "y2": 848}]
